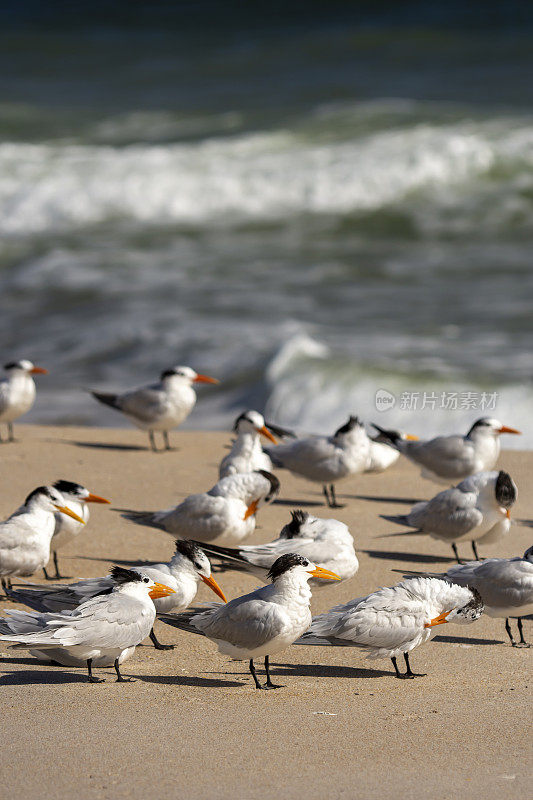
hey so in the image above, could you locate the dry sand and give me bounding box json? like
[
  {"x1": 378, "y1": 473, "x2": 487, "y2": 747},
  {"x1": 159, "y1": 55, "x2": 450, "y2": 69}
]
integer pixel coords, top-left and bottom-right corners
[{"x1": 0, "y1": 425, "x2": 531, "y2": 800}]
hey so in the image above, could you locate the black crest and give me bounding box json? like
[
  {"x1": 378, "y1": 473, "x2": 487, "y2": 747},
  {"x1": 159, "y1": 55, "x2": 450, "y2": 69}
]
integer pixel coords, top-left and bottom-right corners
[
  {"x1": 495, "y1": 471, "x2": 516, "y2": 508},
  {"x1": 174, "y1": 539, "x2": 204, "y2": 562},
  {"x1": 334, "y1": 415, "x2": 361, "y2": 437},
  {"x1": 256, "y1": 470, "x2": 280, "y2": 500},
  {"x1": 464, "y1": 586, "x2": 484, "y2": 612},
  {"x1": 466, "y1": 418, "x2": 492, "y2": 436},
  {"x1": 267, "y1": 553, "x2": 309, "y2": 582},
  {"x1": 110, "y1": 565, "x2": 144, "y2": 585},
  {"x1": 280, "y1": 510, "x2": 309, "y2": 539},
  {"x1": 233, "y1": 412, "x2": 250, "y2": 431},
  {"x1": 24, "y1": 486, "x2": 53, "y2": 505},
  {"x1": 54, "y1": 479, "x2": 84, "y2": 495},
  {"x1": 160, "y1": 368, "x2": 179, "y2": 380},
  {"x1": 4, "y1": 361, "x2": 21, "y2": 370}
]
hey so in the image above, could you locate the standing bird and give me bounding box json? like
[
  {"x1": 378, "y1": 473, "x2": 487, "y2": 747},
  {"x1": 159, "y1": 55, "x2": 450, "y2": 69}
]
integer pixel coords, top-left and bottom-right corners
[
  {"x1": 159, "y1": 553, "x2": 340, "y2": 689},
  {"x1": 91, "y1": 365, "x2": 218, "y2": 451},
  {"x1": 6, "y1": 539, "x2": 226, "y2": 653},
  {"x1": 0, "y1": 566, "x2": 175, "y2": 682},
  {"x1": 400, "y1": 546, "x2": 533, "y2": 648},
  {"x1": 297, "y1": 577, "x2": 484, "y2": 679},
  {"x1": 0, "y1": 486, "x2": 85, "y2": 587},
  {"x1": 265, "y1": 415, "x2": 371, "y2": 507},
  {"x1": 372, "y1": 418, "x2": 520, "y2": 484},
  {"x1": 49, "y1": 480, "x2": 110, "y2": 580},
  {"x1": 365, "y1": 428, "x2": 418, "y2": 473},
  {"x1": 381, "y1": 470, "x2": 517, "y2": 562},
  {"x1": 123, "y1": 470, "x2": 280, "y2": 545},
  {"x1": 0, "y1": 359, "x2": 47, "y2": 442},
  {"x1": 195, "y1": 509, "x2": 358, "y2": 584},
  {"x1": 219, "y1": 411, "x2": 281, "y2": 478}
]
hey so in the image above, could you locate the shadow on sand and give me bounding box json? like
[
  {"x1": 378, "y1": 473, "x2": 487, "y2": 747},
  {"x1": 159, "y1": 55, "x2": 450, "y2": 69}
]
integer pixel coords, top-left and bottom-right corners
[
  {"x1": 359, "y1": 549, "x2": 454, "y2": 564},
  {"x1": 139, "y1": 673, "x2": 244, "y2": 688},
  {"x1": 348, "y1": 494, "x2": 425, "y2": 505}
]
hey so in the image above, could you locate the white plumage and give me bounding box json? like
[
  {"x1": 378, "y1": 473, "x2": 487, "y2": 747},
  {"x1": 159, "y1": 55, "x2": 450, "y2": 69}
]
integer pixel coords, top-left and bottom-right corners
[
  {"x1": 219, "y1": 410, "x2": 278, "y2": 478},
  {"x1": 0, "y1": 359, "x2": 47, "y2": 441}
]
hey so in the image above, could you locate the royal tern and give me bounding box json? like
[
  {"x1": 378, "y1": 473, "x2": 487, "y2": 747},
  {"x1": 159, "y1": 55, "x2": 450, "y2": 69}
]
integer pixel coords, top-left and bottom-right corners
[
  {"x1": 365, "y1": 428, "x2": 418, "y2": 473},
  {"x1": 381, "y1": 470, "x2": 517, "y2": 562},
  {"x1": 265, "y1": 415, "x2": 371, "y2": 507},
  {"x1": 47, "y1": 480, "x2": 110, "y2": 580},
  {"x1": 123, "y1": 470, "x2": 280, "y2": 545},
  {"x1": 195, "y1": 509, "x2": 358, "y2": 584},
  {"x1": 91, "y1": 365, "x2": 219, "y2": 451},
  {"x1": 6, "y1": 539, "x2": 226, "y2": 652},
  {"x1": 0, "y1": 360, "x2": 47, "y2": 442},
  {"x1": 372, "y1": 418, "x2": 520, "y2": 484},
  {"x1": 219, "y1": 411, "x2": 280, "y2": 478},
  {"x1": 401, "y1": 545, "x2": 533, "y2": 648},
  {"x1": 160, "y1": 553, "x2": 340, "y2": 689},
  {"x1": 0, "y1": 566, "x2": 175, "y2": 682},
  {"x1": 0, "y1": 486, "x2": 85, "y2": 585},
  {"x1": 298, "y1": 577, "x2": 484, "y2": 678}
]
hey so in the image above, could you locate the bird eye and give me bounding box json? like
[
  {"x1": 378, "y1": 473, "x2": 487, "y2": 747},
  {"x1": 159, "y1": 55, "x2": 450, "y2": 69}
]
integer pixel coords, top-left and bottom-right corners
[
  {"x1": 303, "y1": 560, "x2": 309, "y2": 567},
  {"x1": 142, "y1": 577, "x2": 149, "y2": 583},
  {"x1": 194, "y1": 562, "x2": 202, "y2": 569}
]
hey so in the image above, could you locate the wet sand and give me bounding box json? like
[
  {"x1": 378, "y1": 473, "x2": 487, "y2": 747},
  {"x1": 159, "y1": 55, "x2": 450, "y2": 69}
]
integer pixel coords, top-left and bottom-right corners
[{"x1": 0, "y1": 425, "x2": 531, "y2": 799}]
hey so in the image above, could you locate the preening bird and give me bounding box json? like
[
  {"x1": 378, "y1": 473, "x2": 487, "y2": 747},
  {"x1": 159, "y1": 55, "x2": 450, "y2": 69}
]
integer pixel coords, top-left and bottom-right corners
[
  {"x1": 195, "y1": 509, "x2": 358, "y2": 584},
  {"x1": 372, "y1": 418, "x2": 520, "y2": 484},
  {"x1": 0, "y1": 566, "x2": 176, "y2": 682},
  {"x1": 0, "y1": 486, "x2": 85, "y2": 585},
  {"x1": 365, "y1": 427, "x2": 418, "y2": 473},
  {"x1": 0, "y1": 359, "x2": 47, "y2": 442},
  {"x1": 48, "y1": 479, "x2": 110, "y2": 580},
  {"x1": 265, "y1": 415, "x2": 371, "y2": 507},
  {"x1": 159, "y1": 553, "x2": 341, "y2": 689},
  {"x1": 91, "y1": 365, "x2": 218, "y2": 451},
  {"x1": 6, "y1": 540, "x2": 226, "y2": 652},
  {"x1": 219, "y1": 410, "x2": 280, "y2": 478},
  {"x1": 381, "y1": 470, "x2": 517, "y2": 562},
  {"x1": 123, "y1": 470, "x2": 280, "y2": 545},
  {"x1": 401, "y1": 545, "x2": 533, "y2": 648},
  {"x1": 297, "y1": 577, "x2": 484, "y2": 679}
]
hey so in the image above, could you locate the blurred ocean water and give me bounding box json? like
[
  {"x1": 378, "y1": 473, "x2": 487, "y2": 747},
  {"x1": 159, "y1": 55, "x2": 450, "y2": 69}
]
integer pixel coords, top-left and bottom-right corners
[{"x1": 0, "y1": 2, "x2": 532, "y2": 444}]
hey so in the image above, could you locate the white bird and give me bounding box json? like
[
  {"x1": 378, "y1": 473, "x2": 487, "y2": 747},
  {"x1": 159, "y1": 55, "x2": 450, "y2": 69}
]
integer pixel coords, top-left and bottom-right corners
[
  {"x1": 381, "y1": 470, "x2": 517, "y2": 562},
  {"x1": 123, "y1": 470, "x2": 280, "y2": 545},
  {"x1": 372, "y1": 417, "x2": 520, "y2": 484},
  {"x1": 6, "y1": 539, "x2": 227, "y2": 653},
  {"x1": 219, "y1": 410, "x2": 280, "y2": 478},
  {"x1": 0, "y1": 486, "x2": 86, "y2": 585},
  {"x1": 159, "y1": 553, "x2": 340, "y2": 689},
  {"x1": 0, "y1": 359, "x2": 48, "y2": 442},
  {"x1": 401, "y1": 545, "x2": 533, "y2": 648},
  {"x1": 298, "y1": 577, "x2": 484, "y2": 679},
  {"x1": 47, "y1": 479, "x2": 111, "y2": 581},
  {"x1": 265, "y1": 415, "x2": 371, "y2": 507},
  {"x1": 91, "y1": 365, "x2": 219, "y2": 451},
  {"x1": 365, "y1": 427, "x2": 419, "y2": 473},
  {"x1": 195, "y1": 509, "x2": 358, "y2": 584},
  {"x1": 0, "y1": 566, "x2": 175, "y2": 682}
]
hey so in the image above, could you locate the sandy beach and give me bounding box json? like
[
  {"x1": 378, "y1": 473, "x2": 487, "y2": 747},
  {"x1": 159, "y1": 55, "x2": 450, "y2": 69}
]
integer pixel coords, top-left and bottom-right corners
[{"x1": 0, "y1": 424, "x2": 531, "y2": 800}]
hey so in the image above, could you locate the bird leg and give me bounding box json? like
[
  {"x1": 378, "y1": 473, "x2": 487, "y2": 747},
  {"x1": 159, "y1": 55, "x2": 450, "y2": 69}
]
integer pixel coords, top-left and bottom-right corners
[
  {"x1": 391, "y1": 656, "x2": 403, "y2": 678},
  {"x1": 1, "y1": 577, "x2": 13, "y2": 595},
  {"x1": 42, "y1": 566, "x2": 54, "y2": 581},
  {"x1": 471, "y1": 541, "x2": 481, "y2": 561},
  {"x1": 7, "y1": 422, "x2": 14, "y2": 442},
  {"x1": 451, "y1": 543, "x2": 461, "y2": 563},
  {"x1": 149, "y1": 627, "x2": 175, "y2": 650},
  {"x1": 516, "y1": 618, "x2": 530, "y2": 648},
  {"x1": 504, "y1": 618, "x2": 518, "y2": 647},
  {"x1": 52, "y1": 551, "x2": 70, "y2": 581},
  {"x1": 322, "y1": 485, "x2": 332, "y2": 506},
  {"x1": 329, "y1": 484, "x2": 344, "y2": 508},
  {"x1": 163, "y1": 430, "x2": 171, "y2": 450},
  {"x1": 263, "y1": 655, "x2": 284, "y2": 689},
  {"x1": 148, "y1": 430, "x2": 157, "y2": 452},
  {"x1": 87, "y1": 659, "x2": 104, "y2": 683},
  {"x1": 114, "y1": 658, "x2": 134, "y2": 682},
  {"x1": 249, "y1": 658, "x2": 263, "y2": 689},
  {"x1": 403, "y1": 652, "x2": 425, "y2": 678}
]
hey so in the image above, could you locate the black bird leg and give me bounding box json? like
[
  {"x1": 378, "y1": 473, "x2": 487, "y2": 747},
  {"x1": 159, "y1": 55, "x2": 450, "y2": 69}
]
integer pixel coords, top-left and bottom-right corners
[
  {"x1": 517, "y1": 618, "x2": 530, "y2": 647},
  {"x1": 148, "y1": 430, "x2": 157, "y2": 451},
  {"x1": 451, "y1": 543, "x2": 461, "y2": 563},
  {"x1": 52, "y1": 551, "x2": 70, "y2": 580},
  {"x1": 263, "y1": 655, "x2": 284, "y2": 689},
  {"x1": 42, "y1": 566, "x2": 54, "y2": 581},
  {"x1": 1, "y1": 577, "x2": 12, "y2": 594},
  {"x1": 87, "y1": 658, "x2": 104, "y2": 683},
  {"x1": 163, "y1": 430, "x2": 171, "y2": 450},
  {"x1": 322, "y1": 485, "x2": 332, "y2": 507},
  {"x1": 391, "y1": 656, "x2": 402, "y2": 678},
  {"x1": 472, "y1": 541, "x2": 481, "y2": 560},
  {"x1": 149, "y1": 627, "x2": 175, "y2": 650},
  {"x1": 505, "y1": 617, "x2": 518, "y2": 646},
  {"x1": 7, "y1": 422, "x2": 14, "y2": 442},
  {"x1": 114, "y1": 658, "x2": 134, "y2": 682},
  {"x1": 403, "y1": 652, "x2": 426, "y2": 678},
  {"x1": 249, "y1": 658, "x2": 262, "y2": 689}
]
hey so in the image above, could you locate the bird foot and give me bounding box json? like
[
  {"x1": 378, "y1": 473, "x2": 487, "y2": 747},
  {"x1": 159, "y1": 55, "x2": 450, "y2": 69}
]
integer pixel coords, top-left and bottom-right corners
[
  {"x1": 88, "y1": 676, "x2": 105, "y2": 683},
  {"x1": 397, "y1": 672, "x2": 426, "y2": 680},
  {"x1": 116, "y1": 676, "x2": 135, "y2": 682},
  {"x1": 152, "y1": 642, "x2": 175, "y2": 651},
  {"x1": 53, "y1": 574, "x2": 72, "y2": 581},
  {"x1": 512, "y1": 642, "x2": 531, "y2": 649},
  {"x1": 263, "y1": 682, "x2": 284, "y2": 690}
]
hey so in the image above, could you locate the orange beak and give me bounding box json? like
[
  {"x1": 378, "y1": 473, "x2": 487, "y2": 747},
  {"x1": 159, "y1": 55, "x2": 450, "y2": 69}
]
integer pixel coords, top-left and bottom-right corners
[
  {"x1": 405, "y1": 434, "x2": 419, "y2": 441},
  {"x1": 308, "y1": 566, "x2": 342, "y2": 581},
  {"x1": 506, "y1": 508, "x2": 511, "y2": 520},
  {"x1": 424, "y1": 610, "x2": 450, "y2": 628},
  {"x1": 243, "y1": 499, "x2": 259, "y2": 520},
  {"x1": 86, "y1": 493, "x2": 111, "y2": 504},
  {"x1": 201, "y1": 574, "x2": 227, "y2": 602},
  {"x1": 193, "y1": 374, "x2": 219, "y2": 385},
  {"x1": 53, "y1": 505, "x2": 86, "y2": 524},
  {"x1": 149, "y1": 582, "x2": 176, "y2": 600},
  {"x1": 498, "y1": 426, "x2": 521, "y2": 435},
  {"x1": 30, "y1": 366, "x2": 48, "y2": 374},
  {"x1": 257, "y1": 425, "x2": 278, "y2": 445}
]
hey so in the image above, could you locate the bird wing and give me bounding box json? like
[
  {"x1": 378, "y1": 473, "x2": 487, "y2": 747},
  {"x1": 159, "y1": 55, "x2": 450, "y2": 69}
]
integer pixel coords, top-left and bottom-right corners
[
  {"x1": 7, "y1": 577, "x2": 114, "y2": 612},
  {"x1": 119, "y1": 385, "x2": 167, "y2": 422},
  {"x1": 0, "y1": 379, "x2": 10, "y2": 416},
  {"x1": 409, "y1": 487, "x2": 482, "y2": 537},
  {"x1": 406, "y1": 436, "x2": 475, "y2": 477},
  {"x1": 310, "y1": 600, "x2": 425, "y2": 651},
  {"x1": 195, "y1": 597, "x2": 288, "y2": 649}
]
